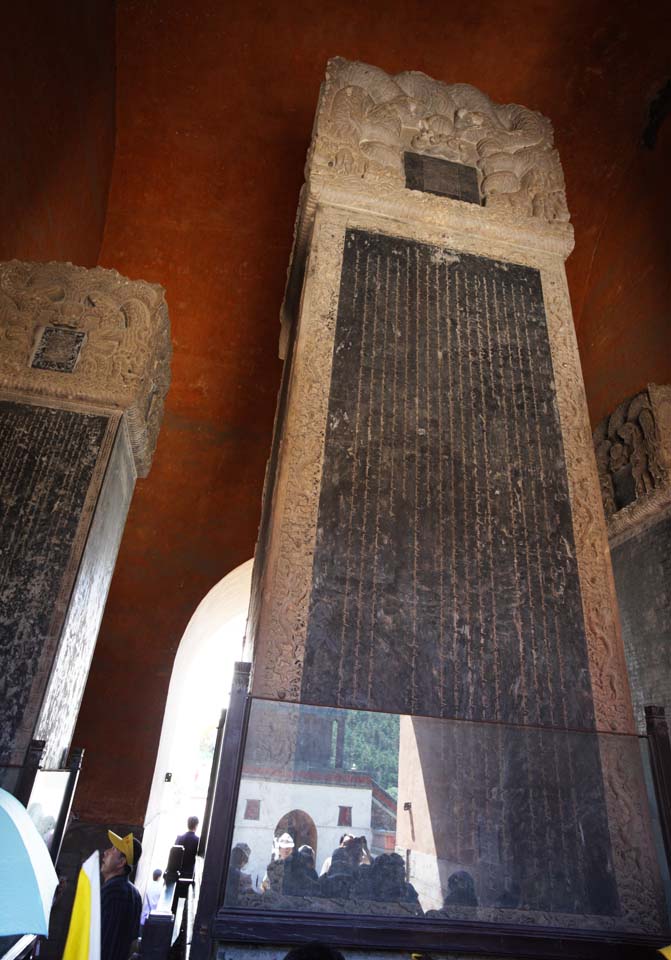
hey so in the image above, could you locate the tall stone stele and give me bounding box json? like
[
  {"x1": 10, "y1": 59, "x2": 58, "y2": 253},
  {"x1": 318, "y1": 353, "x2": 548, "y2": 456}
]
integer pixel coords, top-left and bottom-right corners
[
  {"x1": 0, "y1": 261, "x2": 171, "y2": 770},
  {"x1": 222, "y1": 59, "x2": 665, "y2": 940}
]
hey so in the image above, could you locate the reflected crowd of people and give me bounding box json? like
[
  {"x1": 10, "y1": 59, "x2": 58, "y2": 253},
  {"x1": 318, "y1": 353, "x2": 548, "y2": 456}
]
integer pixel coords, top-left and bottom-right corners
[
  {"x1": 225, "y1": 831, "x2": 479, "y2": 916},
  {"x1": 226, "y1": 831, "x2": 421, "y2": 912}
]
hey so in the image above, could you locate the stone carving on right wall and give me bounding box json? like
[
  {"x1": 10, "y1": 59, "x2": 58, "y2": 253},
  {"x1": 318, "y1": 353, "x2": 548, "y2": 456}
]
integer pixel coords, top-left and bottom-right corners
[
  {"x1": 595, "y1": 384, "x2": 671, "y2": 735},
  {"x1": 593, "y1": 384, "x2": 671, "y2": 542}
]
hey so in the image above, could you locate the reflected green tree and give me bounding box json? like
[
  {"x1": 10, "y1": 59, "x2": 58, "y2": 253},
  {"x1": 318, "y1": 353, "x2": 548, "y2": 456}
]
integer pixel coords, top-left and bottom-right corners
[{"x1": 342, "y1": 711, "x2": 400, "y2": 799}]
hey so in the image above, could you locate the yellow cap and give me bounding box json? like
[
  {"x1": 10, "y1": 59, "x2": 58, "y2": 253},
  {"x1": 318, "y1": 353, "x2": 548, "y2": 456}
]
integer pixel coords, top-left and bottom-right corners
[{"x1": 108, "y1": 830, "x2": 136, "y2": 866}]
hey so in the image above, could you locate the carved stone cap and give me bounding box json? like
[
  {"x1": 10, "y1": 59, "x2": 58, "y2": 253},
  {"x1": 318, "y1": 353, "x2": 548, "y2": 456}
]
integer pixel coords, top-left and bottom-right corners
[
  {"x1": 593, "y1": 384, "x2": 671, "y2": 545},
  {"x1": 279, "y1": 59, "x2": 574, "y2": 358},
  {"x1": 307, "y1": 58, "x2": 571, "y2": 228},
  {"x1": 0, "y1": 260, "x2": 171, "y2": 476}
]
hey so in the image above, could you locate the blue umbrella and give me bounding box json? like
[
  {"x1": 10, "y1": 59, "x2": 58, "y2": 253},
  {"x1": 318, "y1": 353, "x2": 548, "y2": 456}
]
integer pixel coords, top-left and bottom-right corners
[{"x1": 0, "y1": 788, "x2": 58, "y2": 935}]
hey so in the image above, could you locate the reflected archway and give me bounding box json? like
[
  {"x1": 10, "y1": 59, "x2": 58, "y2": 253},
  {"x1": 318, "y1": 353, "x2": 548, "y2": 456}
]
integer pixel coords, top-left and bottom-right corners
[{"x1": 275, "y1": 808, "x2": 318, "y2": 857}]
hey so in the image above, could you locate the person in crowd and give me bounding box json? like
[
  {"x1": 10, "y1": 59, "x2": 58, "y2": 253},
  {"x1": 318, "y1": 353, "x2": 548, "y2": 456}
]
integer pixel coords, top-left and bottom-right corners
[
  {"x1": 442, "y1": 869, "x2": 478, "y2": 907},
  {"x1": 283, "y1": 944, "x2": 346, "y2": 960},
  {"x1": 319, "y1": 834, "x2": 354, "y2": 876},
  {"x1": 356, "y1": 852, "x2": 421, "y2": 912},
  {"x1": 140, "y1": 868, "x2": 163, "y2": 926},
  {"x1": 282, "y1": 844, "x2": 319, "y2": 897},
  {"x1": 336, "y1": 835, "x2": 370, "y2": 872},
  {"x1": 262, "y1": 832, "x2": 294, "y2": 893},
  {"x1": 226, "y1": 842, "x2": 253, "y2": 903},
  {"x1": 101, "y1": 830, "x2": 142, "y2": 960},
  {"x1": 297, "y1": 844, "x2": 318, "y2": 876},
  {"x1": 175, "y1": 815, "x2": 200, "y2": 880},
  {"x1": 319, "y1": 835, "x2": 368, "y2": 900}
]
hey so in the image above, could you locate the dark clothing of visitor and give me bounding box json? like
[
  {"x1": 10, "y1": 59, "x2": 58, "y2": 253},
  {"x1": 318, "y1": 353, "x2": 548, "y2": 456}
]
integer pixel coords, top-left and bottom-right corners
[
  {"x1": 101, "y1": 874, "x2": 141, "y2": 960},
  {"x1": 175, "y1": 829, "x2": 199, "y2": 880}
]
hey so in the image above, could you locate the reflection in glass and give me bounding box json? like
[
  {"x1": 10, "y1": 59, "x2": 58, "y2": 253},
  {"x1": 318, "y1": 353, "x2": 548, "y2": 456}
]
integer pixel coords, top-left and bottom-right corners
[
  {"x1": 27, "y1": 770, "x2": 70, "y2": 853},
  {"x1": 224, "y1": 700, "x2": 667, "y2": 933}
]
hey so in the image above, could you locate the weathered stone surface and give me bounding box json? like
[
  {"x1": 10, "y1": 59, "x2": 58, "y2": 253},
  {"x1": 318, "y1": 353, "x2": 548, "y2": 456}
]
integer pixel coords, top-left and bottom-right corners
[
  {"x1": 594, "y1": 385, "x2": 671, "y2": 734},
  {"x1": 251, "y1": 62, "x2": 631, "y2": 737},
  {"x1": 0, "y1": 399, "x2": 115, "y2": 764},
  {"x1": 611, "y1": 510, "x2": 671, "y2": 734},
  {"x1": 594, "y1": 384, "x2": 671, "y2": 545},
  {"x1": 310, "y1": 58, "x2": 569, "y2": 224},
  {"x1": 0, "y1": 260, "x2": 171, "y2": 476},
  {"x1": 34, "y1": 420, "x2": 136, "y2": 768},
  {"x1": 303, "y1": 228, "x2": 591, "y2": 726},
  {"x1": 251, "y1": 201, "x2": 632, "y2": 736},
  {"x1": 234, "y1": 61, "x2": 656, "y2": 945},
  {"x1": 0, "y1": 260, "x2": 170, "y2": 770}
]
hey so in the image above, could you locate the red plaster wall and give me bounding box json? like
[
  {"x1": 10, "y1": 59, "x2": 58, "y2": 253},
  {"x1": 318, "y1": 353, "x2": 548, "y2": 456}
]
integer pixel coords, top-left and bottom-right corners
[
  {"x1": 73, "y1": 0, "x2": 670, "y2": 824},
  {"x1": 0, "y1": 2, "x2": 116, "y2": 265},
  {"x1": 577, "y1": 119, "x2": 671, "y2": 426}
]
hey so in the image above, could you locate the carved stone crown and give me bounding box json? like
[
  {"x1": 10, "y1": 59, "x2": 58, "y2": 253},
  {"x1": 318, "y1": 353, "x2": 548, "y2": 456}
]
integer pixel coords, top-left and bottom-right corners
[
  {"x1": 0, "y1": 260, "x2": 172, "y2": 476},
  {"x1": 309, "y1": 58, "x2": 570, "y2": 225}
]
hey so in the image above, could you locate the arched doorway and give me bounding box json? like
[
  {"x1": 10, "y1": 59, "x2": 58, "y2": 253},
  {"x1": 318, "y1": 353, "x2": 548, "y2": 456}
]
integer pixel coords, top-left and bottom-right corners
[
  {"x1": 274, "y1": 809, "x2": 318, "y2": 856},
  {"x1": 136, "y1": 559, "x2": 253, "y2": 893}
]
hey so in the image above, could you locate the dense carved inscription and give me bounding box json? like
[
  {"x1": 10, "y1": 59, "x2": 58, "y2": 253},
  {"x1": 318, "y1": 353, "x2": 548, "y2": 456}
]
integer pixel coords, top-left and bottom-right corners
[
  {"x1": 303, "y1": 229, "x2": 592, "y2": 727},
  {"x1": 31, "y1": 326, "x2": 86, "y2": 372},
  {"x1": 34, "y1": 422, "x2": 135, "y2": 768},
  {"x1": 0, "y1": 400, "x2": 110, "y2": 763}
]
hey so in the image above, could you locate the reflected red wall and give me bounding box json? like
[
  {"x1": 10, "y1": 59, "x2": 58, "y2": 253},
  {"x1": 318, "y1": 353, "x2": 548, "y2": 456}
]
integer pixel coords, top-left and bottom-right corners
[
  {"x1": 72, "y1": 0, "x2": 670, "y2": 824},
  {"x1": 0, "y1": 2, "x2": 116, "y2": 265}
]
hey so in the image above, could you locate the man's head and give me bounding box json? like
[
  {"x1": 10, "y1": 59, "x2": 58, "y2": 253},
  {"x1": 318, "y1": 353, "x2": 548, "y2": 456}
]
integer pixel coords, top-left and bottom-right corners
[
  {"x1": 339, "y1": 834, "x2": 354, "y2": 847},
  {"x1": 187, "y1": 816, "x2": 199, "y2": 832},
  {"x1": 102, "y1": 831, "x2": 142, "y2": 882},
  {"x1": 342, "y1": 835, "x2": 365, "y2": 865},
  {"x1": 231, "y1": 842, "x2": 251, "y2": 868},
  {"x1": 152, "y1": 868, "x2": 163, "y2": 882},
  {"x1": 297, "y1": 844, "x2": 315, "y2": 869}
]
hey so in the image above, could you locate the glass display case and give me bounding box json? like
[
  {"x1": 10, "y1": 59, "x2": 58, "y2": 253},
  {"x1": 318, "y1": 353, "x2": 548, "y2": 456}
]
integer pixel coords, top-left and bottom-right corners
[{"x1": 221, "y1": 699, "x2": 668, "y2": 935}]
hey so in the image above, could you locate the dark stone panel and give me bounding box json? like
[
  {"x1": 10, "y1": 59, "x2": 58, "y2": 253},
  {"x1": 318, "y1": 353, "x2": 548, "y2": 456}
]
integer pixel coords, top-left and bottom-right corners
[
  {"x1": 31, "y1": 326, "x2": 87, "y2": 372},
  {"x1": 611, "y1": 510, "x2": 671, "y2": 734},
  {"x1": 0, "y1": 400, "x2": 110, "y2": 763},
  {"x1": 303, "y1": 229, "x2": 592, "y2": 729},
  {"x1": 413, "y1": 717, "x2": 619, "y2": 916},
  {"x1": 35, "y1": 420, "x2": 134, "y2": 768},
  {"x1": 404, "y1": 153, "x2": 481, "y2": 204}
]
